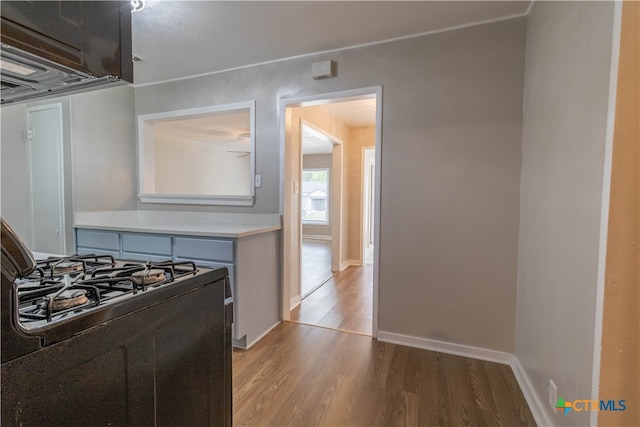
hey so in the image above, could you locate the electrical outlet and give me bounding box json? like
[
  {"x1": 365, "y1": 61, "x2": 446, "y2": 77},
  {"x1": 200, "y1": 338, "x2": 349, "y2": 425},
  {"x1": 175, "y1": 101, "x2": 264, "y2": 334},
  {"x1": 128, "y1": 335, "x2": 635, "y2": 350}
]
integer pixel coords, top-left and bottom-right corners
[{"x1": 548, "y1": 379, "x2": 558, "y2": 408}]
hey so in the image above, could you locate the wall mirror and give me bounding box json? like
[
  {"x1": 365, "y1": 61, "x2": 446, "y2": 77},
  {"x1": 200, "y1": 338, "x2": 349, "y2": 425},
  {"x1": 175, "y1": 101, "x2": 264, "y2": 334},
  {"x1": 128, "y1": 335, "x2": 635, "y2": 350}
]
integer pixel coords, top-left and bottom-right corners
[{"x1": 137, "y1": 101, "x2": 255, "y2": 206}]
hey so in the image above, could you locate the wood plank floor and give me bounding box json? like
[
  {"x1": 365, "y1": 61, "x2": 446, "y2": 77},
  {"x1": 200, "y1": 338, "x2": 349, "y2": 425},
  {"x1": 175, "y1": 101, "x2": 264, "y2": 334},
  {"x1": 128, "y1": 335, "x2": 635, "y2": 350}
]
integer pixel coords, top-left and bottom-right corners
[
  {"x1": 301, "y1": 239, "x2": 334, "y2": 297},
  {"x1": 292, "y1": 264, "x2": 372, "y2": 335},
  {"x1": 233, "y1": 322, "x2": 536, "y2": 427}
]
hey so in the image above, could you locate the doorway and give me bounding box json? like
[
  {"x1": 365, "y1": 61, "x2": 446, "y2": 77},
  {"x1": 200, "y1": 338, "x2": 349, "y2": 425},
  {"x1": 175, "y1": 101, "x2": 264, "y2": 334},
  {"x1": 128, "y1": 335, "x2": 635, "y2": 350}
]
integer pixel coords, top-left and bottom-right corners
[
  {"x1": 301, "y1": 123, "x2": 339, "y2": 298},
  {"x1": 26, "y1": 103, "x2": 66, "y2": 254},
  {"x1": 280, "y1": 87, "x2": 382, "y2": 337}
]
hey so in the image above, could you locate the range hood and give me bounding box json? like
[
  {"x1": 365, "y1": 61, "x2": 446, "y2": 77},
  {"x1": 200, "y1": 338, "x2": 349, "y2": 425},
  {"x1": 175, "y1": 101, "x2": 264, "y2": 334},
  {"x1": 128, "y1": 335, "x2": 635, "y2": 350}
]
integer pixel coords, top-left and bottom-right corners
[
  {"x1": 0, "y1": 1, "x2": 133, "y2": 105},
  {"x1": 1, "y1": 43, "x2": 121, "y2": 104}
]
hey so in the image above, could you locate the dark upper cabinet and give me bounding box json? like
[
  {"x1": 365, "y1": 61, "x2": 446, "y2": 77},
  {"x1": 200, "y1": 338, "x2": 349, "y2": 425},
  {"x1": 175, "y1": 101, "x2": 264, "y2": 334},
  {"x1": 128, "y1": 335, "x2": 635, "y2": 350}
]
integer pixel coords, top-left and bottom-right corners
[{"x1": 0, "y1": 1, "x2": 133, "y2": 82}]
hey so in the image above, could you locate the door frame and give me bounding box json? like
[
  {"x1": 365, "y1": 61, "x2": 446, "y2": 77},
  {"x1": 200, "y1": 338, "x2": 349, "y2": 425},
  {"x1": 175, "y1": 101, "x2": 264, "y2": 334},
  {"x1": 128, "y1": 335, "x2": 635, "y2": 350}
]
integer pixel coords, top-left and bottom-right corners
[
  {"x1": 279, "y1": 86, "x2": 382, "y2": 338},
  {"x1": 26, "y1": 102, "x2": 66, "y2": 254},
  {"x1": 362, "y1": 147, "x2": 376, "y2": 264}
]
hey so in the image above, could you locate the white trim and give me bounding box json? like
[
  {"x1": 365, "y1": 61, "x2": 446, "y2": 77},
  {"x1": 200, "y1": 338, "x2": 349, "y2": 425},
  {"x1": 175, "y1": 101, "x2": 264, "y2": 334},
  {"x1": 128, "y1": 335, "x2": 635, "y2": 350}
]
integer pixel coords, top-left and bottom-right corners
[
  {"x1": 361, "y1": 146, "x2": 376, "y2": 270},
  {"x1": 136, "y1": 100, "x2": 256, "y2": 206},
  {"x1": 302, "y1": 235, "x2": 332, "y2": 241},
  {"x1": 138, "y1": 193, "x2": 255, "y2": 206},
  {"x1": 377, "y1": 331, "x2": 513, "y2": 365},
  {"x1": 590, "y1": 3, "x2": 623, "y2": 426},
  {"x1": 290, "y1": 295, "x2": 301, "y2": 311},
  {"x1": 371, "y1": 87, "x2": 382, "y2": 339},
  {"x1": 339, "y1": 259, "x2": 362, "y2": 271},
  {"x1": 133, "y1": 13, "x2": 528, "y2": 88},
  {"x1": 511, "y1": 356, "x2": 555, "y2": 427}
]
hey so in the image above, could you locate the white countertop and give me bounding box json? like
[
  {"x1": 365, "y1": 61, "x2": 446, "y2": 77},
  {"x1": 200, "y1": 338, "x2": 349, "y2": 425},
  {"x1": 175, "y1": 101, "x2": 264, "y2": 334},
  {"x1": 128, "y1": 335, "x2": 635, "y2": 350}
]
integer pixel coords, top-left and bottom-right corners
[{"x1": 74, "y1": 211, "x2": 281, "y2": 238}]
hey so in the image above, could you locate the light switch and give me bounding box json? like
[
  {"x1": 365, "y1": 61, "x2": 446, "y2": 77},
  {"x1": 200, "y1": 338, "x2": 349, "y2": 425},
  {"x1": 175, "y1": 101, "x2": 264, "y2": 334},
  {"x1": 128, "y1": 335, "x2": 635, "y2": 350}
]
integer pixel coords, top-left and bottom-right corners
[{"x1": 255, "y1": 174, "x2": 262, "y2": 188}]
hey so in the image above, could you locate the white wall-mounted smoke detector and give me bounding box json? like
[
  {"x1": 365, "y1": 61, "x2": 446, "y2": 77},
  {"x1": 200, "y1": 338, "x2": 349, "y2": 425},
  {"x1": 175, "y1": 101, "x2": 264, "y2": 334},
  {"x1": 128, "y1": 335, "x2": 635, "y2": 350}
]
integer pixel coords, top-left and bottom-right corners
[{"x1": 312, "y1": 60, "x2": 336, "y2": 80}]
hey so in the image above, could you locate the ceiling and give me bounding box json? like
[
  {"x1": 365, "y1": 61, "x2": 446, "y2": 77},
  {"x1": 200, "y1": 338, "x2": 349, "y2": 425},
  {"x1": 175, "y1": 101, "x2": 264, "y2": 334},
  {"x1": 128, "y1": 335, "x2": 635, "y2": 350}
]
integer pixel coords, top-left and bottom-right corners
[
  {"x1": 131, "y1": 1, "x2": 531, "y2": 86},
  {"x1": 133, "y1": 1, "x2": 530, "y2": 132}
]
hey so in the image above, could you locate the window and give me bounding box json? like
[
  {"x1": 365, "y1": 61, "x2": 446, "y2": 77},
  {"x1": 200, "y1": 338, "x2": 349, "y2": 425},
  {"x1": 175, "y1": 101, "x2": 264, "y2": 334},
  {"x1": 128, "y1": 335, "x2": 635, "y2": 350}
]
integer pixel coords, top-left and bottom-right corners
[
  {"x1": 136, "y1": 101, "x2": 255, "y2": 206},
  {"x1": 301, "y1": 169, "x2": 329, "y2": 224}
]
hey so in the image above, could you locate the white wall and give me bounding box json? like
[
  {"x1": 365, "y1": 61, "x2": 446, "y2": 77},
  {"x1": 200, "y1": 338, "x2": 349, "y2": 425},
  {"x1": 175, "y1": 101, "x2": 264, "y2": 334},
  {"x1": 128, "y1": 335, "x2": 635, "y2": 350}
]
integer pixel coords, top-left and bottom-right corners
[
  {"x1": 136, "y1": 17, "x2": 527, "y2": 353},
  {"x1": 1, "y1": 97, "x2": 74, "y2": 252},
  {"x1": 1, "y1": 85, "x2": 136, "y2": 253},
  {"x1": 515, "y1": 2, "x2": 617, "y2": 426},
  {"x1": 154, "y1": 133, "x2": 250, "y2": 195}
]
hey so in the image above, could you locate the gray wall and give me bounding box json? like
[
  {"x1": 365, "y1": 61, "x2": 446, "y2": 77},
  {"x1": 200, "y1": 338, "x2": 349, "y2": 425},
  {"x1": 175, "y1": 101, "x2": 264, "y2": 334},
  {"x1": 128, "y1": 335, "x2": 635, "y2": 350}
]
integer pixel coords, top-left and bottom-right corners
[
  {"x1": 136, "y1": 18, "x2": 526, "y2": 353},
  {"x1": 376, "y1": 22, "x2": 525, "y2": 352},
  {"x1": 70, "y1": 85, "x2": 137, "y2": 212},
  {"x1": 516, "y1": 2, "x2": 616, "y2": 426}
]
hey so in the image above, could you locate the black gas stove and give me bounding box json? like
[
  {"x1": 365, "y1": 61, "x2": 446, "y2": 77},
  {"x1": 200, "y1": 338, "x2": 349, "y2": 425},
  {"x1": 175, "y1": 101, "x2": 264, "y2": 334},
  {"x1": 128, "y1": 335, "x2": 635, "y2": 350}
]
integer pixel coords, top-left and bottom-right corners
[
  {"x1": 13, "y1": 255, "x2": 208, "y2": 342},
  {"x1": 1, "y1": 220, "x2": 233, "y2": 426}
]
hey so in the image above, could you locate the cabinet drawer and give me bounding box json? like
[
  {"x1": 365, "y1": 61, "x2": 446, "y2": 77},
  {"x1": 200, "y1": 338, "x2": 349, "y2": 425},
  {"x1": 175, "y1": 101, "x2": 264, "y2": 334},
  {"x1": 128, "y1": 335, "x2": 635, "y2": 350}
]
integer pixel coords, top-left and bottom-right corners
[
  {"x1": 122, "y1": 233, "x2": 171, "y2": 256},
  {"x1": 176, "y1": 258, "x2": 235, "y2": 291},
  {"x1": 174, "y1": 238, "x2": 234, "y2": 262},
  {"x1": 76, "y1": 229, "x2": 119, "y2": 251},
  {"x1": 122, "y1": 251, "x2": 172, "y2": 263}
]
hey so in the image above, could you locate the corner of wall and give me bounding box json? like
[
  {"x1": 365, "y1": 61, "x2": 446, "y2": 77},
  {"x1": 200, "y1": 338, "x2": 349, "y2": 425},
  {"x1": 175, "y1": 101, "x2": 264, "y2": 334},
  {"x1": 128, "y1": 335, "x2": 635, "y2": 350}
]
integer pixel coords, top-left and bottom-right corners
[{"x1": 511, "y1": 356, "x2": 555, "y2": 427}]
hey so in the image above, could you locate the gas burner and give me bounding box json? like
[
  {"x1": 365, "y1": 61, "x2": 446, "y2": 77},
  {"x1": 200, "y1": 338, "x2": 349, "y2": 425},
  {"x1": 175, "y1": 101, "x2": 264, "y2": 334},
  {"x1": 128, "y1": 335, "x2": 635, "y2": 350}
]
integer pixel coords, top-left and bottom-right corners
[
  {"x1": 131, "y1": 269, "x2": 166, "y2": 285},
  {"x1": 89, "y1": 260, "x2": 198, "y2": 289},
  {"x1": 52, "y1": 262, "x2": 83, "y2": 276},
  {"x1": 50, "y1": 289, "x2": 89, "y2": 311},
  {"x1": 32, "y1": 254, "x2": 116, "y2": 281}
]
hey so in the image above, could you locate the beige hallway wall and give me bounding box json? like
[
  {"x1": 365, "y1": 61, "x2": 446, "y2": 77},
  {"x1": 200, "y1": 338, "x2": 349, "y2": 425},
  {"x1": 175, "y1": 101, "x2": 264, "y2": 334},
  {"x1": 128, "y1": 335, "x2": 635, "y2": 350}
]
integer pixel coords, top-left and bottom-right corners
[{"x1": 346, "y1": 126, "x2": 375, "y2": 262}]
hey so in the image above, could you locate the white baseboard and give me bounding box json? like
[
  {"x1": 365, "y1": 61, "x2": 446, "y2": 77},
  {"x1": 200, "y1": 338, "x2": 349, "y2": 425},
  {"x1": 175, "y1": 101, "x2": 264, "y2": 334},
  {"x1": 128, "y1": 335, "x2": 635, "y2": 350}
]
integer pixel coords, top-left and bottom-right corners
[
  {"x1": 377, "y1": 330, "x2": 513, "y2": 365},
  {"x1": 290, "y1": 294, "x2": 301, "y2": 310},
  {"x1": 339, "y1": 259, "x2": 362, "y2": 271},
  {"x1": 511, "y1": 356, "x2": 554, "y2": 427},
  {"x1": 302, "y1": 235, "x2": 332, "y2": 241}
]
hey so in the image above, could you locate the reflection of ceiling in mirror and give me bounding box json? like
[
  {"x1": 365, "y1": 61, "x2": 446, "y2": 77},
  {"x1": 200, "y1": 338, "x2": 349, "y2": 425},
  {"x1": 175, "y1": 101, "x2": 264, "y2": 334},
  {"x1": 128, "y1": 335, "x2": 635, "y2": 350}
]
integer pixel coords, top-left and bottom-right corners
[{"x1": 154, "y1": 110, "x2": 250, "y2": 151}]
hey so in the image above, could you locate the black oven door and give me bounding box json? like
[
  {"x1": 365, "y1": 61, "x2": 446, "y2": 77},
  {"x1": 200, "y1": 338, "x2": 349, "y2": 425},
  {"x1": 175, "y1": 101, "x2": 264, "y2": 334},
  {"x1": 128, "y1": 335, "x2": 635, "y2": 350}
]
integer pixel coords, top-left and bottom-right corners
[{"x1": 1, "y1": 277, "x2": 229, "y2": 427}]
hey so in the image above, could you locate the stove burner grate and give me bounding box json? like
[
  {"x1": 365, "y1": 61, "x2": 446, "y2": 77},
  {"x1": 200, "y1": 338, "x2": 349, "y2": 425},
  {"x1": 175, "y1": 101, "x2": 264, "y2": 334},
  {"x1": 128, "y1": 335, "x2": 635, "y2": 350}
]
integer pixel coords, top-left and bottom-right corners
[
  {"x1": 32, "y1": 254, "x2": 116, "y2": 281},
  {"x1": 16, "y1": 276, "x2": 137, "y2": 322}
]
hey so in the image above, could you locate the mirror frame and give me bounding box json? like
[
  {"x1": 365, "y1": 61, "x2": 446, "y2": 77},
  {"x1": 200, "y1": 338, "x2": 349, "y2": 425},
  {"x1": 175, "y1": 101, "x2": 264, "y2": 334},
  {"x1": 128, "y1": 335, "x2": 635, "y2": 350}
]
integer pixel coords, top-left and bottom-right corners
[{"x1": 136, "y1": 101, "x2": 256, "y2": 206}]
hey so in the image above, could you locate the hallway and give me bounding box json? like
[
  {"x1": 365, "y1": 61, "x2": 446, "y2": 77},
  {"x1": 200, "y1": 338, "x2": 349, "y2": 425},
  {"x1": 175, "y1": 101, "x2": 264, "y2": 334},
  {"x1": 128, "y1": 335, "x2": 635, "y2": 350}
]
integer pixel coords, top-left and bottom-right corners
[
  {"x1": 293, "y1": 262, "x2": 372, "y2": 336},
  {"x1": 301, "y1": 239, "x2": 333, "y2": 297}
]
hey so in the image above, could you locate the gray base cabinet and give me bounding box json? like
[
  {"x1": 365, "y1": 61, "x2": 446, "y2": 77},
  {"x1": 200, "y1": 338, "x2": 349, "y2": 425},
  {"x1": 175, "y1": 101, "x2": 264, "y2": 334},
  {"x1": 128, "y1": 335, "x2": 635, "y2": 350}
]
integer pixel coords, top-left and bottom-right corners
[{"x1": 76, "y1": 228, "x2": 280, "y2": 349}]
